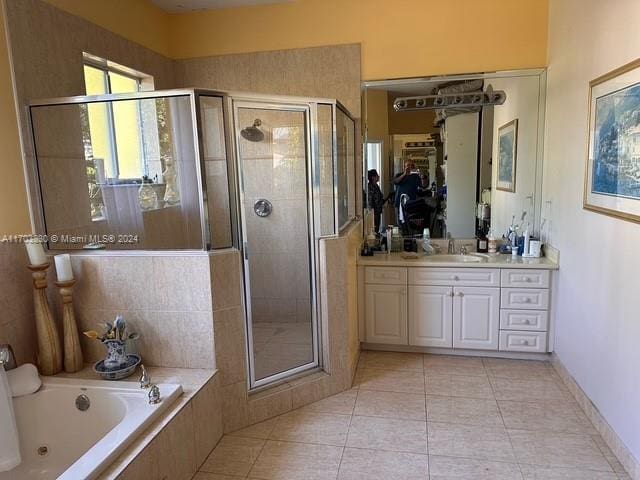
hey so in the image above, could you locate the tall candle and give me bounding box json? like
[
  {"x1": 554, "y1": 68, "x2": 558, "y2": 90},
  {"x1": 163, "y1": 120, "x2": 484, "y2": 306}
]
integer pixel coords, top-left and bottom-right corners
[
  {"x1": 54, "y1": 254, "x2": 74, "y2": 282},
  {"x1": 25, "y1": 240, "x2": 47, "y2": 266}
]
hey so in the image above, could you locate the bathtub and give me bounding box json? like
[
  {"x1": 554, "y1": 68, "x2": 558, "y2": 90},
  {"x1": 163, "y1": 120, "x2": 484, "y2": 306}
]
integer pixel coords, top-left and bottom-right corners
[{"x1": 0, "y1": 376, "x2": 182, "y2": 480}]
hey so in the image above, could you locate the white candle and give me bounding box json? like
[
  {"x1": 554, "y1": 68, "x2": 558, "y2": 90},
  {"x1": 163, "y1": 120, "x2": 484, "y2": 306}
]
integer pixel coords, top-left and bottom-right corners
[
  {"x1": 25, "y1": 240, "x2": 47, "y2": 266},
  {"x1": 54, "y1": 254, "x2": 74, "y2": 282}
]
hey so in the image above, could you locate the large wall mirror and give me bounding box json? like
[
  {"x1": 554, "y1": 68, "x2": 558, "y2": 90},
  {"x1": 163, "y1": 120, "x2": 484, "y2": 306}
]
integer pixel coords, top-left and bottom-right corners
[{"x1": 362, "y1": 69, "x2": 546, "y2": 241}]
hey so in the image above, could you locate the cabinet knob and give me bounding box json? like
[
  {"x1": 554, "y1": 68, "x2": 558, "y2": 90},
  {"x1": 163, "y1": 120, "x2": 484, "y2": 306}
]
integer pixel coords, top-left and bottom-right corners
[
  {"x1": 452, "y1": 275, "x2": 460, "y2": 281},
  {"x1": 525, "y1": 298, "x2": 532, "y2": 303},
  {"x1": 525, "y1": 277, "x2": 532, "y2": 282},
  {"x1": 520, "y1": 340, "x2": 529, "y2": 345},
  {"x1": 523, "y1": 319, "x2": 531, "y2": 324},
  {"x1": 457, "y1": 292, "x2": 464, "y2": 297},
  {"x1": 449, "y1": 291, "x2": 455, "y2": 297}
]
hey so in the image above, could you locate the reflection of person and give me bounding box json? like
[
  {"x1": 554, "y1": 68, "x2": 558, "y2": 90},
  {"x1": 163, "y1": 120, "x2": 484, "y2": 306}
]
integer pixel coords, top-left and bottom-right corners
[
  {"x1": 393, "y1": 161, "x2": 421, "y2": 223},
  {"x1": 418, "y1": 174, "x2": 432, "y2": 197},
  {"x1": 367, "y1": 169, "x2": 385, "y2": 233}
]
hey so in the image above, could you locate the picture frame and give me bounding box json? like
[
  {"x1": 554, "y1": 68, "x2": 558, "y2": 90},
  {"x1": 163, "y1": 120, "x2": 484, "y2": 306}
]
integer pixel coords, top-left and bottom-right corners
[
  {"x1": 497, "y1": 119, "x2": 518, "y2": 192},
  {"x1": 584, "y1": 58, "x2": 640, "y2": 223}
]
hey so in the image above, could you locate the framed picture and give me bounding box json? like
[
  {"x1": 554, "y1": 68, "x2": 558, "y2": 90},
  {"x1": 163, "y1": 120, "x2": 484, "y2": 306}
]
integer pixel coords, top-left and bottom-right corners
[
  {"x1": 497, "y1": 119, "x2": 518, "y2": 192},
  {"x1": 585, "y1": 58, "x2": 640, "y2": 223}
]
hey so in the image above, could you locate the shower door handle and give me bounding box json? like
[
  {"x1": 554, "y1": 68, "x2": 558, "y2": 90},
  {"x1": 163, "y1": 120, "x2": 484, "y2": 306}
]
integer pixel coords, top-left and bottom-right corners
[{"x1": 244, "y1": 242, "x2": 249, "y2": 260}]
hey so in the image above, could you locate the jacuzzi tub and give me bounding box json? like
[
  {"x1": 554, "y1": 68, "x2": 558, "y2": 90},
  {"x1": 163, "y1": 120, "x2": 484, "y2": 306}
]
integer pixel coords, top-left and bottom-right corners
[{"x1": 0, "y1": 376, "x2": 182, "y2": 480}]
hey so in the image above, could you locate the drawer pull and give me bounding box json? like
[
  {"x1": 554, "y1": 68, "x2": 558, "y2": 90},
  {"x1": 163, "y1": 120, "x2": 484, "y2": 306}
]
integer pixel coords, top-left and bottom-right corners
[
  {"x1": 525, "y1": 277, "x2": 532, "y2": 283},
  {"x1": 457, "y1": 292, "x2": 464, "y2": 297},
  {"x1": 453, "y1": 275, "x2": 460, "y2": 281},
  {"x1": 520, "y1": 340, "x2": 529, "y2": 345},
  {"x1": 522, "y1": 319, "x2": 531, "y2": 325}
]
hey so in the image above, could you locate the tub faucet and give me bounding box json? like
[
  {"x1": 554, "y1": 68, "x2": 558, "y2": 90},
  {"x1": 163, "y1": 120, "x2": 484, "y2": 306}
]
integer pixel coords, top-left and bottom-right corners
[
  {"x1": 0, "y1": 344, "x2": 17, "y2": 370},
  {"x1": 139, "y1": 364, "x2": 151, "y2": 389},
  {"x1": 148, "y1": 384, "x2": 161, "y2": 404}
]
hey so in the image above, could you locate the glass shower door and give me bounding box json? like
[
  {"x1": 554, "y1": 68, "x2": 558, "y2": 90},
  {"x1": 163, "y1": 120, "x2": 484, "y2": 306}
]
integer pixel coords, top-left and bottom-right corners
[{"x1": 235, "y1": 103, "x2": 317, "y2": 388}]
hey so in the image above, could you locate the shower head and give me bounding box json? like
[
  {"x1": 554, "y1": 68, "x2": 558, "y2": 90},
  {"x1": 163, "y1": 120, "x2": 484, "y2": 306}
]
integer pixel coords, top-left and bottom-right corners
[{"x1": 240, "y1": 119, "x2": 264, "y2": 142}]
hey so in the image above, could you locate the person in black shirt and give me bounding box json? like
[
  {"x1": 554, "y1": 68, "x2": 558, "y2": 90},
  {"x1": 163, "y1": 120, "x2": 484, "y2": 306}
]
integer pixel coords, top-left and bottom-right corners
[{"x1": 367, "y1": 169, "x2": 386, "y2": 233}]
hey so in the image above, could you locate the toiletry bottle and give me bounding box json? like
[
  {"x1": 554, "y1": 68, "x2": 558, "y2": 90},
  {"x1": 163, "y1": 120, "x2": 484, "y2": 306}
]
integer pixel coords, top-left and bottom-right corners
[
  {"x1": 422, "y1": 228, "x2": 435, "y2": 256},
  {"x1": 487, "y1": 229, "x2": 497, "y2": 254},
  {"x1": 476, "y1": 232, "x2": 488, "y2": 253},
  {"x1": 386, "y1": 226, "x2": 393, "y2": 255},
  {"x1": 523, "y1": 224, "x2": 530, "y2": 256}
]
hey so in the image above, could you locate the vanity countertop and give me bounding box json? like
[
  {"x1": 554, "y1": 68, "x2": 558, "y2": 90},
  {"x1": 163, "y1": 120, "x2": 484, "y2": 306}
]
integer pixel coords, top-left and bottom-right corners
[{"x1": 357, "y1": 252, "x2": 559, "y2": 269}]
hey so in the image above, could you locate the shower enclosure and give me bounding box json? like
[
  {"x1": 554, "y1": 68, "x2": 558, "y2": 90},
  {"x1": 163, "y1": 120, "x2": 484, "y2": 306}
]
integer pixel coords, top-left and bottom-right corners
[{"x1": 27, "y1": 89, "x2": 356, "y2": 389}]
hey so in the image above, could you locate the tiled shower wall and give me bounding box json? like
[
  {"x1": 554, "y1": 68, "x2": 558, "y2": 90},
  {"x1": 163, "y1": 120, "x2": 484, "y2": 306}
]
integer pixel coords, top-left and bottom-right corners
[{"x1": 0, "y1": 243, "x2": 36, "y2": 365}]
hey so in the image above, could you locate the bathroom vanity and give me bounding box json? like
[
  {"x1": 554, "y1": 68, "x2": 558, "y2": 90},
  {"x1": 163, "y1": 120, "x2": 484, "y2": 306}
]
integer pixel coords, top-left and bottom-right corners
[{"x1": 357, "y1": 253, "x2": 558, "y2": 357}]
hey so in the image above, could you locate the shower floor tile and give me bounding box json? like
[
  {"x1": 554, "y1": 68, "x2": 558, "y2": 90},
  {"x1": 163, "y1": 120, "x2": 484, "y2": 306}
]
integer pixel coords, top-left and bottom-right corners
[{"x1": 198, "y1": 352, "x2": 630, "y2": 480}]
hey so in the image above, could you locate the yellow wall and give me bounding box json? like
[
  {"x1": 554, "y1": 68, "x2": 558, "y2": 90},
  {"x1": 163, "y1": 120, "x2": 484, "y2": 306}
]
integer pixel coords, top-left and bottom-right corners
[
  {"x1": 169, "y1": 0, "x2": 549, "y2": 80},
  {"x1": 0, "y1": 4, "x2": 30, "y2": 234},
  {"x1": 43, "y1": 0, "x2": 172, "y2": 58}
]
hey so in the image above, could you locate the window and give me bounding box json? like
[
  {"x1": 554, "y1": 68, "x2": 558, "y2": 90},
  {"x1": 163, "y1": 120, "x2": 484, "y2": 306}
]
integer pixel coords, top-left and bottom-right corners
[{"x1": 83, "y1": 62, "x2": 146, "y2": 179}]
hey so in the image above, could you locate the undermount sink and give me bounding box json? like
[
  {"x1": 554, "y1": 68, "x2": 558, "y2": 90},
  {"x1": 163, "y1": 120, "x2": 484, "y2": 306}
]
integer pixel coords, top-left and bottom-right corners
[{"x1": 423, "y1": 254, "x2": 486, "y2": 263}]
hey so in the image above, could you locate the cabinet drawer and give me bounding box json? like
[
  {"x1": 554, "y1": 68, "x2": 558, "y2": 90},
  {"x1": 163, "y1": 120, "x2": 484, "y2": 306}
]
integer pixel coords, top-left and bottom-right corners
[
  {"x1": 409, "y1": 268, "x2": 500, "y2": 287},
  {"x1": 499, "y1": 330, "x2": 547, "y2": 352},
  {"x1": 501, "y1": 288, "x2": 549, "y2": 310},
  {"x1": 501, "y1": 269, "x2": 550, "y2": 288},
  {"x1": 500, "y1": 309, "x2": 548, "y2": 331},
  {"x1": 365, "y1": 267, "x2": 407, "y2": 285}
]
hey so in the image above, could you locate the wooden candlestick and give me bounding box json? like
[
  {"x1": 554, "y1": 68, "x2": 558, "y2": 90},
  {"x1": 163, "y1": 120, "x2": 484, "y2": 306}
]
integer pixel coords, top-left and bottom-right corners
[
  {"x1": 55, "y1": 279, "x2": 83, "y2": 373},
  {"x1": 28, "y1": 263, "x2": 62, "y2": 375}
]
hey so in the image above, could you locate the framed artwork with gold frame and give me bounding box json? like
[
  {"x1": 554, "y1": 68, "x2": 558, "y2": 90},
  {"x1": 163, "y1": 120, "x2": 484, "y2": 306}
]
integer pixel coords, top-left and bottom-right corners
[
  {"x1": 584, "y1": 58, "x2": 640, "y2": 223},
  {"x1": 497, "y1": 119, "x2": 518, "y2": 192}
]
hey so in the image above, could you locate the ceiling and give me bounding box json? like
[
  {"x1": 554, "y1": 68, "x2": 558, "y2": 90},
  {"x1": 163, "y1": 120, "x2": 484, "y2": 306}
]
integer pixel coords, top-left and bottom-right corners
[{"x1": 150, "y1": 0, "x2": 295, "y2": 12}]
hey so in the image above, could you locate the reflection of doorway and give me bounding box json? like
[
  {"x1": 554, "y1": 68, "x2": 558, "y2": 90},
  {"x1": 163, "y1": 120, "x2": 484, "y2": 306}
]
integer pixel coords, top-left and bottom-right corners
[{"x1": 365, "y1": 141, "x2": 386, "y2": 229}]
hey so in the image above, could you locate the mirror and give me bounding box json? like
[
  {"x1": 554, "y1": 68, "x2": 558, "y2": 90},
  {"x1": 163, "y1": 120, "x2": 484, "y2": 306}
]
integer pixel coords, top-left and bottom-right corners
[{"x1": 363, "y1": 69, "x2": 546, "y2": 242}]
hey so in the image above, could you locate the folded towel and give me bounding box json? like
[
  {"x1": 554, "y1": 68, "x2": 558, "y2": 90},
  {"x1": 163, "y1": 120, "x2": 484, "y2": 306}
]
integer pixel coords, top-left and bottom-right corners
[
  {"x1": 0, "y1": 368, "x2": 21, "y2": 471},
  {"x1": 7, "y1": 363, "x2": 41, "y2": 398}
]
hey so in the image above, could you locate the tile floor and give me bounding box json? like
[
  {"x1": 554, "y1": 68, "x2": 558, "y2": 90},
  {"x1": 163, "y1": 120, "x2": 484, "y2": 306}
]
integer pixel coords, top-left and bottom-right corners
[
  {"x1": 252, "y1": 322, "x2": 314, "y2": 380},
  {"x1": 195, "y1": 351, "x2": 631, "y2": 480}
]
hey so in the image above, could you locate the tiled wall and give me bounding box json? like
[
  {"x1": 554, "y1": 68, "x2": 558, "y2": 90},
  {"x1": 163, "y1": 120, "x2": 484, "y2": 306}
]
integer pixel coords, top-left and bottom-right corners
[
  {"x1": 47, "y1": 253, "x2": 215, "y2": 369},
  {"x1": 212, "y1": 223, "x2": 362, "y2": 435},
  {"x1": 0, "y1": 243, "x2": 36, "y2": 365},
  {"x1": 174, "y1": 43, "x2": 364, "y2": 214}
]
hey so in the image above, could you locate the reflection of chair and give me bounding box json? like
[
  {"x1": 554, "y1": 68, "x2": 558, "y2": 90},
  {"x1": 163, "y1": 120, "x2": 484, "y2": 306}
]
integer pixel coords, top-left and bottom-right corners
[{"x1": 401, "y1": 196, "x2": 431, "y2": 236}]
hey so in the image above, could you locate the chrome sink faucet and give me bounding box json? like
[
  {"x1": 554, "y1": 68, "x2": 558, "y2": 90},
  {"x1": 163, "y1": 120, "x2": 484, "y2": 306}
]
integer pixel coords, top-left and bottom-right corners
[
  {"x1": 0, "y1": 344, "x2": 17, "y2": 370},
  {"x1": 447, "y1": 234, "x2": 456, "y2": 254}
]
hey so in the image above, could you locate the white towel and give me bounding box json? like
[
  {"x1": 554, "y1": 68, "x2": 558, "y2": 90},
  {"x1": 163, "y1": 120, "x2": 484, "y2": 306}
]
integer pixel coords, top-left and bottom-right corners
[
  {"x1": 0, "y1": 368, "x2": 21, "y2": 471},
  {"x1": 7, "y1": 364, "x2": 41, "y2": 398}
]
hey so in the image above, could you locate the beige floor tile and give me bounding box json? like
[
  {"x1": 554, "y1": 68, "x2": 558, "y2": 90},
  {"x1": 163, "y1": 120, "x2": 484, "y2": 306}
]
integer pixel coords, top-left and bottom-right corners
[
  {"x1": 428, "y1": 455, "x2": 523, "y2": 479},
  {"x1": 248, "y1": 440, "x2": 343, "y2": 480},
  {"x1": 508, "y1": 429, "x2": 613, "y2": 471},
  {"x1": 347, "y1": 415, "x2": 428, "y2": 454},
  {"x1": 519, "y1": 464, "x2": 620, "y2": 479},
  {"x1": 483, "y1": 358, "x2": 555, "y2": 380},
  {"x1": 428, "y1": 422, "x2": 516, "y2": 462},
  {"x1": 354, "y1": 390, "x2": 426, "y2": 421},
  {"x1": 499, "y1": 399, "x2": 597, "y2": 434},
  {"x1": 357, "y1": 368, "x2": 426, "y2": 394},
  {"x1": 424, "y1": 355, "x2": 487, "y2": 377},
  {"x1": 298, "y1": 389, "x2": 358, "y2": 415},
  {"x1": 194, "y1": 473, "x2": 245, "y2": 480},
  {"x1": 490, "y1": 377, "x2": 572, "y2": 402},
  {"x1": 337, "y1": 447, "x2": 429, "y2": 480},
  {"x1": 230, "y1": 417, "x2": 278, "y2": 439},
  {"x1": 201, "y1": 435, "x2": 265, "y2": 477},
  {"x1": 426, "y1": 395, "x2": 503, "y2": 426},
  {"x1": 362, "y1": 351, "x2": 424, "y2": 371},
  {"x1": 269, "y1": 410, "x2": 351, "y2": 446},
  {"x1": 425, "y1": 374, "x2": 494, "y2": 399}
]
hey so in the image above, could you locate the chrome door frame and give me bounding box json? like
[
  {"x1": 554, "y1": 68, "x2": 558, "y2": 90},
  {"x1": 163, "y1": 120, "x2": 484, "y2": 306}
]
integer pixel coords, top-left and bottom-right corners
[{"x1": 231, "y1": 98, "x2": 321, "y2": 390}]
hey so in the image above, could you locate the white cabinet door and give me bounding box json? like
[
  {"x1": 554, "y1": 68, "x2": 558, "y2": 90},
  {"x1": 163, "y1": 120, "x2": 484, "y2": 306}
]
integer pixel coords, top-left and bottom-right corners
[
  {"x1": 453, "y1": 287, "x2": 500, "y2": 350},
  {"x1": 365, "y1": 284, "x2": 408, "y2": 345},
  {"x1": 409, "y1": 286, "x2": 453, "y2": 347}
]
